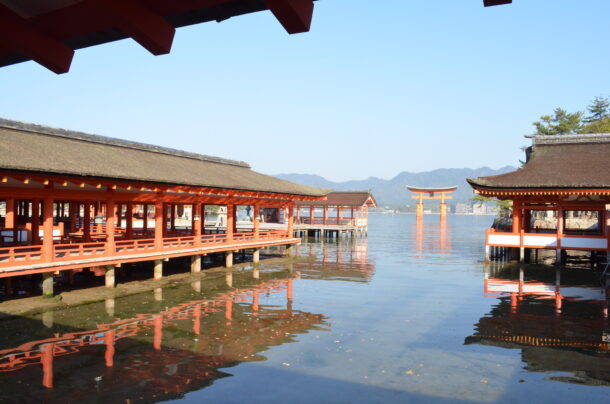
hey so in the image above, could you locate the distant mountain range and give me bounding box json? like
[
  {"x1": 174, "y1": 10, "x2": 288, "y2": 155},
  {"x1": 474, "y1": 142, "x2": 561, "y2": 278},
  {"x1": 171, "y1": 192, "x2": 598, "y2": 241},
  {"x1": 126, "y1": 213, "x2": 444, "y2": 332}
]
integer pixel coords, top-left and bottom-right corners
[{"x1": 274, "y1": 166, "x2": 516, "y2": 208}]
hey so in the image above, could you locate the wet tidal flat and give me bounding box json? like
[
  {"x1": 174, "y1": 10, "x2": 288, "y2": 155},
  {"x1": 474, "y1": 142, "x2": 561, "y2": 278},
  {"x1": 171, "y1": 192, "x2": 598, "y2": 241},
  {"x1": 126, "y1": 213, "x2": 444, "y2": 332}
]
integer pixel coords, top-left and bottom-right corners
[{"x1": 0, "y1": 214, "x2": 608, "y2": 403}]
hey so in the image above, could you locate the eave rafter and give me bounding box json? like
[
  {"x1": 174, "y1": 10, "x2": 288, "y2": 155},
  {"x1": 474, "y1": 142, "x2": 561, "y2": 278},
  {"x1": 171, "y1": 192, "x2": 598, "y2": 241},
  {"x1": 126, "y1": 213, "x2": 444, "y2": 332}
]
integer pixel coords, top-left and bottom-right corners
[
  {"x1": 483, "y1": 0, "x2": 512, "y2": 6},
  {"x1": 0, "y1": 4, "x2": 74, "y2": 74},
  {"x1": 88, "y1": 0, "x2": 175, "y2": 55},
  {"x1": 264, "y1": 0, "x2": 314, "y2": 34},
  {"x1": 1, "y1": 0, "x2": 316, "y2": 74},
  {"x1": 0, "y1": 172, "x2": 324, "y2": 204}
]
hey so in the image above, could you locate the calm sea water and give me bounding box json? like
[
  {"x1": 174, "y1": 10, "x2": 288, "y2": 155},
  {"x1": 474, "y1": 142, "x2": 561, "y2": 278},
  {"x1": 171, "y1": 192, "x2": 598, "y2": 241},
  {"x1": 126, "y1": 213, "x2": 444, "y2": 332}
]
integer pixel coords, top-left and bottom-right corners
[{"x1": 0, "y1": 214, "x2": 608, "y2": 403}]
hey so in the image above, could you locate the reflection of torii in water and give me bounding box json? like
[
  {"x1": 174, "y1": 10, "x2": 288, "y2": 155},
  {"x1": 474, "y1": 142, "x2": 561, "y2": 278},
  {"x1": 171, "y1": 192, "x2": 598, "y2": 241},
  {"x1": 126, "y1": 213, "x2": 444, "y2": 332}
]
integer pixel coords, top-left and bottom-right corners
[{"x1": 406, "y1": 186, "x2": 458, "y2": 219}]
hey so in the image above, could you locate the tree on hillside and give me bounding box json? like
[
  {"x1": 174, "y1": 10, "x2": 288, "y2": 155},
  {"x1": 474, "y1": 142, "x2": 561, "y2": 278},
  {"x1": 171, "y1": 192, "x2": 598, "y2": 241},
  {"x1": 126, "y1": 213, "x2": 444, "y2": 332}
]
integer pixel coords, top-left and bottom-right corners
[
  {"x1": 581, "y1": 117, "x2": 610, "y2": 134},
  {"x1": 585, "y1": 96, "x2": 610, "y2": 123},
  {"x1": 531, "y1": 107, "x2": 583, "y2": 136}
]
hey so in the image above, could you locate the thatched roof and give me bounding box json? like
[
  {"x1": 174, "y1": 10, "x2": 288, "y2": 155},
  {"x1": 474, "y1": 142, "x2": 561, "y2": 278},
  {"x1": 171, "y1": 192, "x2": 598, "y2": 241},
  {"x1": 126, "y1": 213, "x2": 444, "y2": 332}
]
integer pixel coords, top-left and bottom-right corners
[
  {"x1": 296, "y1": 191, "x2": 376, "y2": 207},
  {"x1": 468, "y1": 134, "x2": 610, "y2": 191},
  {"x1": 0, "y1": 118, "x2": 328, "y2": 197}
]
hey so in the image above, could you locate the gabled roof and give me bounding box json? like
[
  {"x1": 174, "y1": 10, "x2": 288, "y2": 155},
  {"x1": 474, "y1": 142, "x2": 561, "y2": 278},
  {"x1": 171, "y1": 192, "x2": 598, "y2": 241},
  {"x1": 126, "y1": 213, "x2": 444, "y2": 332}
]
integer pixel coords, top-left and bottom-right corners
[
  {"x1": 296, "y1": 191, "x2": 376, "y2": 207},
  {"x1": 467, "y1": 134, "x2": 610, "y2": 192},
  {"x1": 0, "y1": 118, "x2": 328, "y2": 197}
]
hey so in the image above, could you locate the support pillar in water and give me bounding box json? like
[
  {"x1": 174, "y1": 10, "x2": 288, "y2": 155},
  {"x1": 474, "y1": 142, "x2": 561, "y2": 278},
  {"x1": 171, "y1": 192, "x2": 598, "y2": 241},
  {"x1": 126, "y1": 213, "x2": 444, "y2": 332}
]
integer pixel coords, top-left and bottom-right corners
[
  {"x1": 105, "y1": 265, "x2": 115, "y2": 288},
  {"x1": 42, "y1": 272, "x2": 54, "y2": 298},
  {"x1": 253, "y1": 248, "x2": 260, "y2": 263},
  {"x1": 286, "y1": 244, "x2": 294, "y2": 257},
  {"x1": 154, "y1": 260, "x2": 163, "y2": 280},
  {"x1": 191, "y1": 255, "x2": 201, "y2": 273},
  {"x1": 225, "y1": 251, "x2": 233, "y2": 268}
]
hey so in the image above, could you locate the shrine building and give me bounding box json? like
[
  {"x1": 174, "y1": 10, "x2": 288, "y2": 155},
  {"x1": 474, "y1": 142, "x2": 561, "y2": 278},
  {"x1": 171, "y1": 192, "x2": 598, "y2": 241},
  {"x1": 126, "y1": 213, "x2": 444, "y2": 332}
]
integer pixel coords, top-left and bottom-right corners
[
  {"x1": 468, "y1": 133, "x2": 610, "y2": 264},
  {"x1": 0, "y1": 118, "x2": 327, "y2": 297},
  {"x1": 294, "y1": 191, "x2": 376, "y2": 238}
]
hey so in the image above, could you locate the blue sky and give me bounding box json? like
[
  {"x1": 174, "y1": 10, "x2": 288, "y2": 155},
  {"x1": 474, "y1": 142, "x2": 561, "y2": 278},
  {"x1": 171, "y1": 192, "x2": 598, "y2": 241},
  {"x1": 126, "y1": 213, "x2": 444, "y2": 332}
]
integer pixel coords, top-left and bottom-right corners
[{"x1": 1, "y1": 0, "x2": 609, "y2": 181}]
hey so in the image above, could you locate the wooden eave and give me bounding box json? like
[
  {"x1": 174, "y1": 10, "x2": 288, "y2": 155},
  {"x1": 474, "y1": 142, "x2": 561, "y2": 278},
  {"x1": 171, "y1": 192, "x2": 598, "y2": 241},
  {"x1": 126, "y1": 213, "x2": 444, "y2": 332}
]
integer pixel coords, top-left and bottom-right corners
[
  {"x1": 0, "y1": 170, "x2": 325, "y2": 204},
  {"x1": 0, "y1": 0, "x2": 316, "y2": 74}
]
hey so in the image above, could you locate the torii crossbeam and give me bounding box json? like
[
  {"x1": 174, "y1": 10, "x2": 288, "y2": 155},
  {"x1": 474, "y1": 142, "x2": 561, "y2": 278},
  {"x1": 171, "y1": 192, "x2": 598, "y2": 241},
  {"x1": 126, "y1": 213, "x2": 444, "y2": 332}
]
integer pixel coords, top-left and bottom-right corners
[{"x1": 406, "y1": 186, "x2": 458, "y2": 219}]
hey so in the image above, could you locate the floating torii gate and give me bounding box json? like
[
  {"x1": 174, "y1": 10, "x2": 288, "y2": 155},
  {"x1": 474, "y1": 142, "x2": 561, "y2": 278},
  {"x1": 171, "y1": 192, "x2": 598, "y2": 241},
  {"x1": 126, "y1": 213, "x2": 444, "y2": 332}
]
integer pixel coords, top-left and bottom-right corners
[{"x1": 406, "y1": 186, "x2": 458, "y2": 219}]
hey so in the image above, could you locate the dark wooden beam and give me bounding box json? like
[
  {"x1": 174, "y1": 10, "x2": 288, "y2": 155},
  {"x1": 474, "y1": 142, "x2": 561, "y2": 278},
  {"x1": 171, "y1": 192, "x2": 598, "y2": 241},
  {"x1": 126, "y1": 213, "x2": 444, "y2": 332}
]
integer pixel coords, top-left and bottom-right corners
[
  {"x1": 89, "y1": 0, "x2": 175, "y2": 55},
  {"x1": 264, "y1": 0, "x2": 314, "y2": 34},
  {"x1": 483, "y1": 0, "x2": 512, "y2": 6},
  {"x1": 0, "y1": 4, "x2": 74, "y2": 74}
]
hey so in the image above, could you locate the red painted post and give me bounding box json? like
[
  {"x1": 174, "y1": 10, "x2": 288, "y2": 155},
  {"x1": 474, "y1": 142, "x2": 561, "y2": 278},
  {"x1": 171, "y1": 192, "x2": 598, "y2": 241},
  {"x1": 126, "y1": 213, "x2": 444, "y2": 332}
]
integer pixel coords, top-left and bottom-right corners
[
  {"x1": 83, "y1": 202, "x2": 91, "y2": 242},
  {"x1": 253, "y1": 205, "x2": 260, "y2": 240},
  {"x1": 106, "y1": 200, "x2": 115, "y2": 256},
  {"x1": 42, "y1": 196, "x2": 54, "y2": 262},
  {"x1": 126, "y1": 202, "x2": 133, "y2": 239},
  {"x1": 5, "y1": 199, "x2": 15, "y2": 228},
  {"x1": 170, "y1": 203, "x2": 175, "y2": 231},
  {"x1": 31, "y1": 199, "x2": 40, "y2": 244},
  {"x1": 154, "y1": 201, "x2": 163, "y2": 250},
  {"x1": 309, "y1": 206, "x2": 314, "y2": 225},
  {"x1": 69, "y1": 202, "x2": 77, "y2": 233},
  {"x1": 5, "y1": 198, "x2": 15, "y2": 244},
  {"x1": 323, "y1": 207, "x2": 328, "y2": 225},
  {"x1": 143, "y1": 204, "x2": 148, "y2": 234},
  {"x1": 512, "y1": 201, "x2": 521, "y2": 233},
  {"x1": 226, "y1": 204, "x2": 234, "y2": 242},
  {"x1": 193, "y1": 203, "x2": 202, "y2": 246},
  {"x1": 287, "y1": 203, "x2": 294, "y2": 236},
  {"x1": 116, "y1": 204, "x2": 122, "y2": 229}
]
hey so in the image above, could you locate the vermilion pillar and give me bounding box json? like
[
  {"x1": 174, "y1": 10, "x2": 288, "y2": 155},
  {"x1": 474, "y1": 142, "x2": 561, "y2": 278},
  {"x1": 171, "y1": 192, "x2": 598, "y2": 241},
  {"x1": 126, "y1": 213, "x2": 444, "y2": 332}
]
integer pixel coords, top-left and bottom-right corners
[
  {"x1": 512, "y1": 201, "x2": 521, "y2": 233},
  {"x1": 143, "y1": 204, "x2": 148, "y2": 233},
  {"x1": 226, "y1": 205, "x2": 234, "y2": 241},
  {"x1": 106, "y1": 200, "x2": 115, "y2": 256},
  {"x1": 83, "y1": 202, "x2": 91, "y2": 242},
  {"x1": 42, "y1": 196, "x2": 54, "y2": 261},
  {"x1": 125, "y1": 202, "x2": 133, "y2": 239},
  {"x1": 5, "y1": 199, "x2": 15, "y2": 228},
  {"x1": 193, "y1": 203, "x2": 202, "y2": 244},
  {"x1": 287, "y1": 203, "x2": 294, "y2": 235},
  {"x1": 253, "y1": 205, "x2": 260, "y2": 240},
  {"x1": 31, "y1": 199, "x2": 40, "y2": 244},
  {"x1": 154, "y1": 202, "x2": 163, "y2": 249}
]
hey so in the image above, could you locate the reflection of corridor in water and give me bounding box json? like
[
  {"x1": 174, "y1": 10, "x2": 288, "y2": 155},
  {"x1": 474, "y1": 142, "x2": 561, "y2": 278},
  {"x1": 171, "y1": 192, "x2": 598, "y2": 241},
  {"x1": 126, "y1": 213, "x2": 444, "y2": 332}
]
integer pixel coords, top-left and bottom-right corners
[
  {"x1": 414, "y1": 216, "x2": 452, "y2": 258},
  {"x1": 467, "y1": 263, "x2": 610, "y2": 385},
  {"x1": 296, "y1": 237, "x2": 375, "y2": 282},
  {"x1": 0, "y1": 272, "x2": 326, "y2": 402}
]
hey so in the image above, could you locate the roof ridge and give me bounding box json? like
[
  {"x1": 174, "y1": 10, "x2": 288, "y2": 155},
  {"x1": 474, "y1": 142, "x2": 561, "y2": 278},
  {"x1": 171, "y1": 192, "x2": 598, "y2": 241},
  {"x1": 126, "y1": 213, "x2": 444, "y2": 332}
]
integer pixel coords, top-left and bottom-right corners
[
  {"x1": 0, "y1": 118, "x2": 251, "y2": 168},
  {"x1": 530, "y1": 133, "x2": 610, "y2": 146}
]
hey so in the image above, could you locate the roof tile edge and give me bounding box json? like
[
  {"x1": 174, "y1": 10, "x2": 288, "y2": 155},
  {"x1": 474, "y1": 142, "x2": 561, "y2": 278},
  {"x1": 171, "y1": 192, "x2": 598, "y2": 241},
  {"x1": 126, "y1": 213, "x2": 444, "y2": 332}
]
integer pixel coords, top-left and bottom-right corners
[
  {"x1": 531, "y1": 133, "x2": 610, "y2": 146},
  {"x1": 0, "y1": 118, "x2": 251, "y2": 169}
]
